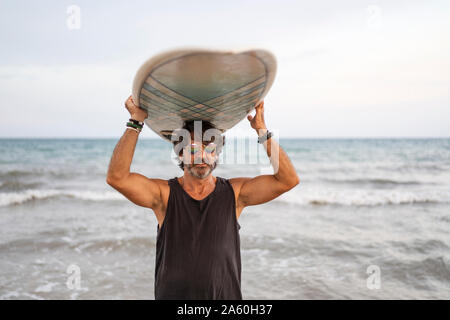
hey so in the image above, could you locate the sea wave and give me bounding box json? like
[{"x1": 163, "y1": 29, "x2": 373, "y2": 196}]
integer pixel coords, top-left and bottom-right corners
[
  {"x1": 0, "y1": 169, "x2": 35, "y2": 179},
  {"x1": 381, "y1": 256, "x2": 450, "y2": 284},
  {"x1": 0, "y1": 168, "x2": 106, "y2": 180},
  {"x1": 277, "y1": 187, "x2": 450, "y2": 207},
  {"x1": 0, "y1": 180, "x2": 43, "y2": 192},
  {"x1": 0, "y1": 235, "x2": 155, "y2": 253},
  {"x1": 2, "y1": 186, "x2": 448, "y2": 208},
  {"x1": 322, "y1": 177, "x2": 424, "y2": 186},
  {"x1": 0, "y1": 189, "x2": 124, "y2": 207}
]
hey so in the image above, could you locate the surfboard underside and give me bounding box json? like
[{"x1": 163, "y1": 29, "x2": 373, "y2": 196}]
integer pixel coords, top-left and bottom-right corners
[{"x1": 132, "y1": 49, "x2": 277, "y2": 141}]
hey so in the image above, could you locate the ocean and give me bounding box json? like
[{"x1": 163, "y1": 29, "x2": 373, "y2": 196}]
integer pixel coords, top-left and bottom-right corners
[{"x1": 0, "y1": 137, "x2": 449, "y2": 299}]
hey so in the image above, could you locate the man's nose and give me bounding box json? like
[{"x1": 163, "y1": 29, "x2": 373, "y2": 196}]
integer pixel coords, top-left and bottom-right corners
[
  {"x1": 192, "y1": 151, "x2": 204, "y2": 162},
  {"x1": 192, "y1": 149, "x2": 208, "y2": 161}
]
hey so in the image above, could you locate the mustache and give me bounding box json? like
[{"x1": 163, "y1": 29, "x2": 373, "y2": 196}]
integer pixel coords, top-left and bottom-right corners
[
  {"x1": 186, "y1": 161, "x2": 217, "y2": 168},
  {"x1": 186, "y1": 160, "x2": 213, "y2": 166}
]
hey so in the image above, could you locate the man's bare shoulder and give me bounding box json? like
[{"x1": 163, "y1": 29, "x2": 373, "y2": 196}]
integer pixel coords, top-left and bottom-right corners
[
  {"x1": 152, "y1": 178, "x2": 170, "y2": 185},
  {"x1": 228, "y1": 177, "x2": 251, "y2": 193},
  {"x1": 150, "y1": 178, "x2": 170, "y2": 211},
  {"x1": 228, "y1": 177, "x2": 250, "y2": 185},
  {"x1": 143, "y1": 178, "x2": 170, "y2": 203},
  {"x1": 152, "y1": 178, "x2": 170, "y2": 192}
]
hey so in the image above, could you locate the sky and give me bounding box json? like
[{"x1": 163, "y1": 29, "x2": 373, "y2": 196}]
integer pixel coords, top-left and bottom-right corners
[{"x1": 0, "y1": 0, "x2": 449, "y2": 138}]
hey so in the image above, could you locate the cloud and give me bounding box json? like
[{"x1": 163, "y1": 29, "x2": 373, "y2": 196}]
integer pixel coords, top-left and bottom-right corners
[{"x1": 0, "y1": 0, "x2": 449, "y2": 137}]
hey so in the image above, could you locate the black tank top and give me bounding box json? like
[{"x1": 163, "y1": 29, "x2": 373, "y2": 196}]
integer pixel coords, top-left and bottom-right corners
[{"x1": 154, "y1": 176, "x2": 242, "y2": 300}]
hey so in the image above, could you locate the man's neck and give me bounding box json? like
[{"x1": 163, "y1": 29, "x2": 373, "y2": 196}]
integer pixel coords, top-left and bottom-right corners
[{"x1": 180, "y1": 174, "x2": 216, "y2": 193}]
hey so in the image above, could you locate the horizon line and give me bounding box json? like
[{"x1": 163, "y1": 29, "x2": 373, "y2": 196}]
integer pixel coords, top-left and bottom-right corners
[{"x1": 0, "y1": 136, "x2": 449, "y2": 140}]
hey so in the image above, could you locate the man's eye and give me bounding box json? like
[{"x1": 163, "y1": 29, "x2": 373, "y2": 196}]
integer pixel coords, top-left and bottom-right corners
[{"x1": 205, "y1": 144, "x2": 216, "y2": 153}]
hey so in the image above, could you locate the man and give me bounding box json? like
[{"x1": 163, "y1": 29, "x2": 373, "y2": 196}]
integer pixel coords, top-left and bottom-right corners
[{"x1": 106, "y1": 96, "x2": 299, "y2": 300}]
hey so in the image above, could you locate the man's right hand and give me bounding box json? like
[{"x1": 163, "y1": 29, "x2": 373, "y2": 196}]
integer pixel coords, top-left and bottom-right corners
[{"x1": 125, "y1": 95, "x2": 148, "y2": 122}]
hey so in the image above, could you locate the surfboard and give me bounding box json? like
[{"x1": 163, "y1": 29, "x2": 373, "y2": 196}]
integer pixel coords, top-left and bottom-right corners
[{"x1": 131, "y1": 48, "x2": 277, "y2": 141}]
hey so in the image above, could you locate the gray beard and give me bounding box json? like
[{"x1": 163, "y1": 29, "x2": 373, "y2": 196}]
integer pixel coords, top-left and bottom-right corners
[{"x1": 186, "y1": 161, "x2": 217, "y2": 179}]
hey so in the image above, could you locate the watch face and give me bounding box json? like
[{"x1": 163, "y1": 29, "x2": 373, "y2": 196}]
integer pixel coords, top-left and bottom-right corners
[{"x1": 258, "y1": 131, "x2": 272, "y2": 143}]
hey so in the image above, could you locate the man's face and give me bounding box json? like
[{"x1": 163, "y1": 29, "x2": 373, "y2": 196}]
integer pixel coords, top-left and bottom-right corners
[{"x1": 181, "y1": 136, "x2": 219, "y2": 179}]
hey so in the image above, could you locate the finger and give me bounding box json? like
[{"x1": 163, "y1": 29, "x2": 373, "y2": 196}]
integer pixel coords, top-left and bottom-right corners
[
  {"x1": 127, "y1": 96, "x2": 137, "y2": 108},
  {"x1": 255, "y1": 104, "x2": 263, "y2": 114},
  {"x1": 258, "y1": 101, "x2": 264, "y2": 109},
  {"x1": 247, "y1": 114, "x2": 253, "y2": 121}
]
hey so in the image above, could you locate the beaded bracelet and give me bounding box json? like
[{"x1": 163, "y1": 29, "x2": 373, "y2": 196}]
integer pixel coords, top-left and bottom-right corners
[
  {"x1": 126, "y1": 121, "x2": 142, "y2": 133},
  {"x1": 129, "y1": 118, "x2": 144, "y2": 127},
  {"x1": 126, "y1": 126, "x2": 141, "y2": 133},
  {"x1": 127, "y1": 121, "x2": 142, "y2": 130}
]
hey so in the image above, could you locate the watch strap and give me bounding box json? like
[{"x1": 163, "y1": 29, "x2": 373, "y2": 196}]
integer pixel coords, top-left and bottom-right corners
[{"x1": 258, "y1": 130, "x2": 273, "y2": 144}]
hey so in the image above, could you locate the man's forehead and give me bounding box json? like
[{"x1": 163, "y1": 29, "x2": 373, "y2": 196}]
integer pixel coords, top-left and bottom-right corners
[{"x1": 189, "y1": 132, "x2": 215, "y2": 142}]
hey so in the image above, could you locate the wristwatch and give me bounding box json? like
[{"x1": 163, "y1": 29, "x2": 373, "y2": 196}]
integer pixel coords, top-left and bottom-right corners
[{"x1": 257, "y1": 130, "x2": 273, "y2": 144}]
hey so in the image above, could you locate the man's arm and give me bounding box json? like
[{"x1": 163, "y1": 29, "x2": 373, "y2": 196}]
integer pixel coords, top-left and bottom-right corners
[
  {"x1": 231, "y1": 101, "x2": 300, "y2": 211},
  {"x1": 106, "y1": 96, "x2": 163, "y2": 210}
]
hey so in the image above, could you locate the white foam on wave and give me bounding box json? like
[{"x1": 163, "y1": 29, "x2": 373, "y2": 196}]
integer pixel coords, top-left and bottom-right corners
[
  {"x1": 35, "y1": 282, "x2": 59, "y2": 293},
  {"x1": 2, "y1": 185, "x2": 449, "y2": 208},
  {"x1": 0, "y1": 189, "x2": 125, "y2": 207},
  {"x1": 277, "y1": 186, "x2": 450, "y2": 207}
]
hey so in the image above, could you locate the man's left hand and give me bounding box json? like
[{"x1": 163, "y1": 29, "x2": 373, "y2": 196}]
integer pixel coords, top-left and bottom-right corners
[{"x1": 247, "y1": 101, "x2": 267, "y2": 132}]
